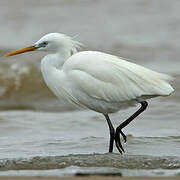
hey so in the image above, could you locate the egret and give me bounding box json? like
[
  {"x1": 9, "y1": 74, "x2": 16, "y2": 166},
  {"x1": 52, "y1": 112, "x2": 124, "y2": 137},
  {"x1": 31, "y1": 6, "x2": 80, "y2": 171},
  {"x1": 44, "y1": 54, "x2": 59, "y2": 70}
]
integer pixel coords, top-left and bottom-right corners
[{"x1": 5, "y1": 33, "x2": 174, "y2": 154}]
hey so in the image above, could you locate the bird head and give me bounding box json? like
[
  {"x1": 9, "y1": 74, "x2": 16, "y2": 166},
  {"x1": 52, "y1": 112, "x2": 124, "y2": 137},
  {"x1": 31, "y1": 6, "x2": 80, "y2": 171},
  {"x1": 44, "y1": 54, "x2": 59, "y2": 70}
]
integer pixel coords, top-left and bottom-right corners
[{"x1": 4, "y1": 33, "x2": 81, "y2": 57}]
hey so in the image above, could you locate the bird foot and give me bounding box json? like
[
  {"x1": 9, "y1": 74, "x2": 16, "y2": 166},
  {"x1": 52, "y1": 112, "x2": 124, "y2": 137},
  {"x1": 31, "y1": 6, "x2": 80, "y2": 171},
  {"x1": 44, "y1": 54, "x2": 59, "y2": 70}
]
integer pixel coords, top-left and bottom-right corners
[{"x1": 114, "y1": 130, "x2": 127, "y2": 154}]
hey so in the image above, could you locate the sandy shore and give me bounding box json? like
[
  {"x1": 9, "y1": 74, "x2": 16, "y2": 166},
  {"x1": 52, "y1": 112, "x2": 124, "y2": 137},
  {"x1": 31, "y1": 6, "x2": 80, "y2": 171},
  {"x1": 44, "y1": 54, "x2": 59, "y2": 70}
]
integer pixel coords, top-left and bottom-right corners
[{"x1": 0, "y1": 176, "x2": 179, "y2": 180}]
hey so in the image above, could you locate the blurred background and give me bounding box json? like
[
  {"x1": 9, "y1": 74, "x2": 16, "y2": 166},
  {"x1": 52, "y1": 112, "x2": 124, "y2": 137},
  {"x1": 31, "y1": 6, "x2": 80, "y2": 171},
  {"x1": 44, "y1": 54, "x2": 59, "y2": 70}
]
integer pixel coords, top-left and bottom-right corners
[
  {"x1": 0, "y1": 0, "x2": 179, "y2": 167},
  {"x1": 0, "y1": 0, "x2": 180, "y2": 111}
]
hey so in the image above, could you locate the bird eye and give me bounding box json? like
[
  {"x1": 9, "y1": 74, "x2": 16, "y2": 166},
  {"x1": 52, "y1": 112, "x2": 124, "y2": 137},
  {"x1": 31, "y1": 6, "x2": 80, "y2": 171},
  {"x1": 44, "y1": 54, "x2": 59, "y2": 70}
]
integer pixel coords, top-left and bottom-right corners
[
  {"x1": 43, "y1": 42, "x2": 48, "y2": 45},
  {"x1": 39, "y1": 42, "x2": 48, "y2": 47}
]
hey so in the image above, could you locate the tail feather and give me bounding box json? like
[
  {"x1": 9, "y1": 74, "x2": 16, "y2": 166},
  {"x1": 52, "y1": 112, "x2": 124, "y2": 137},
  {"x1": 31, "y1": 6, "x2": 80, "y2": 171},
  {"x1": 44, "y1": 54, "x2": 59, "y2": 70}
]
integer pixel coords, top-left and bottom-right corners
[{"x1": 115, "y1": 58, "x2": 175, "y2": 96}]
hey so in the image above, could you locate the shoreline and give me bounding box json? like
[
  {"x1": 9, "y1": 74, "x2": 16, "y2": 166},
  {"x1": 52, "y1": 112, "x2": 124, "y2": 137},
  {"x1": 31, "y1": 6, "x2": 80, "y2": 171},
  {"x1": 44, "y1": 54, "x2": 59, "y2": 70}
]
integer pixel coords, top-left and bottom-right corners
[
  {"x1": 0, "y1": 176, "x2": 179, "y2": 180},
  {"x1": 1, "y1": 154, "x2": 180, "y2": 170}
]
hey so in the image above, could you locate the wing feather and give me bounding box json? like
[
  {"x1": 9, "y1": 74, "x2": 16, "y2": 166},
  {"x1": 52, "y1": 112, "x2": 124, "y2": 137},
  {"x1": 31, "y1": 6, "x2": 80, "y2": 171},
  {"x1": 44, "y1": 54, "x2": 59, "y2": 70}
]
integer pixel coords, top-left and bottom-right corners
[{"x1": 64, "y1": 51, "x2": 174, "y2": 103}]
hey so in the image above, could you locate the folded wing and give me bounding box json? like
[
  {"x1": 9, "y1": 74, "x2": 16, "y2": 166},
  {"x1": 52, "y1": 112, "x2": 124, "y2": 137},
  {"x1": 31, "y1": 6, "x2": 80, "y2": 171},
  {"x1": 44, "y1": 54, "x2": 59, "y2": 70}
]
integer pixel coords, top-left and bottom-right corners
[{"x1": 64, "y1": 51, "x2": 174, "y2": 103}]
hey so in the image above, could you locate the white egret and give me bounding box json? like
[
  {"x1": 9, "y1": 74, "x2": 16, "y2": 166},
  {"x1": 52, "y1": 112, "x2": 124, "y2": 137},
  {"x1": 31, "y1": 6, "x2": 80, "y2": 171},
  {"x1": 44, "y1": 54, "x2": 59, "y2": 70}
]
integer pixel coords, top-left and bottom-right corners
[{"x1": 5, "y1": 33, "x2": 174, "y2": 153}]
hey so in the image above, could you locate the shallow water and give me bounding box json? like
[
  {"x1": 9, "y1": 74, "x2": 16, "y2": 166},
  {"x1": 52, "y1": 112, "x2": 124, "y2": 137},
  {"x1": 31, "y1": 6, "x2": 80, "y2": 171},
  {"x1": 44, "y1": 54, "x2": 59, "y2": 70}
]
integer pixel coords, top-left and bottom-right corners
[
  {"x1": 0, "y1": 106, "x2": 179, "y2": 159},
  {"x1": 0, "y1": 0, "x2": 180, "y2": 177}
]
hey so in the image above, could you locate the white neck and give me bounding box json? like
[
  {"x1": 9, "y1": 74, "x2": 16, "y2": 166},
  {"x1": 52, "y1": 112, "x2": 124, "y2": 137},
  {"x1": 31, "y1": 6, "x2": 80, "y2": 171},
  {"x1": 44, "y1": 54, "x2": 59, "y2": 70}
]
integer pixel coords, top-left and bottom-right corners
[
  {"x1": 40, "y1": 49, "x2": 71, "y2": 103},
  {"x1": 42, "y1": 48, "x2": 71, "y2": 69}
]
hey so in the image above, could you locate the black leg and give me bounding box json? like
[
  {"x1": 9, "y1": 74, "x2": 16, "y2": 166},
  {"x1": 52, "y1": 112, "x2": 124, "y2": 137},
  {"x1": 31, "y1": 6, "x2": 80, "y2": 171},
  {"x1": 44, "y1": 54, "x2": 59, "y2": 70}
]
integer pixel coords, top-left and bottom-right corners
[
  {"x1": 115, "y1": 101, "x2": 148, "y2": 153},
  {"x1": 104, "y1": 114, "x2": 115, "y2": 153}
]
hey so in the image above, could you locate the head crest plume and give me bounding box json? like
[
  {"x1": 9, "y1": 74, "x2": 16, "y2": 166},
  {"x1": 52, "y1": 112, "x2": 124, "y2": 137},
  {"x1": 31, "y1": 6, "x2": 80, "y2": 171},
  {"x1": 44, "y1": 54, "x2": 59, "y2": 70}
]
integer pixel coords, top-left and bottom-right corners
[{"x1": 62, "y1": 33, "x2": 83, "y2": 54}]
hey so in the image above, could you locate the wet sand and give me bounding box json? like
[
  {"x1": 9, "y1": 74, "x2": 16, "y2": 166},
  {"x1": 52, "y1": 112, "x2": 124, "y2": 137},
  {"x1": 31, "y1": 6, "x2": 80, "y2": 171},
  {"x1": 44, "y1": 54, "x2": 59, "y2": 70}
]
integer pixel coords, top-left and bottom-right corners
[
  {"x1": 0, "y1": 176, "x2": 179, "y2": 180},
  {"x1": 1, "y1": 154, "x2": 180, "y2": 170}
]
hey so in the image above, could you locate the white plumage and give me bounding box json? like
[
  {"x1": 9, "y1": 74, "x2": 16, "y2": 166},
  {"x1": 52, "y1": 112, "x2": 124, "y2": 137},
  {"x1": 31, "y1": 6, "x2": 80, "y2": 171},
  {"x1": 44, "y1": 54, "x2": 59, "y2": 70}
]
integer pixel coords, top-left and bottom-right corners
[
  {"x1": 5, "y1": 33, "x2": 174, "y2": 153},
  {"x1": 37, "y1": 33, "x2": 173, "y2": 114},
  {"x1": 62, "y1": 51, "x2": 173, "y2": 113}
]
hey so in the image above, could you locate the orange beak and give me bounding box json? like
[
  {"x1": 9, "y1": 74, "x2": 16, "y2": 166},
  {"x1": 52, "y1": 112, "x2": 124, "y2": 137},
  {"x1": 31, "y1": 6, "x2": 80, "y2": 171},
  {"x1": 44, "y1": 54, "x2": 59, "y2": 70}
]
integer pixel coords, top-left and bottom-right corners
[{"x1": 4, "y1": 46, "x2": 38, "y2": 57}]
